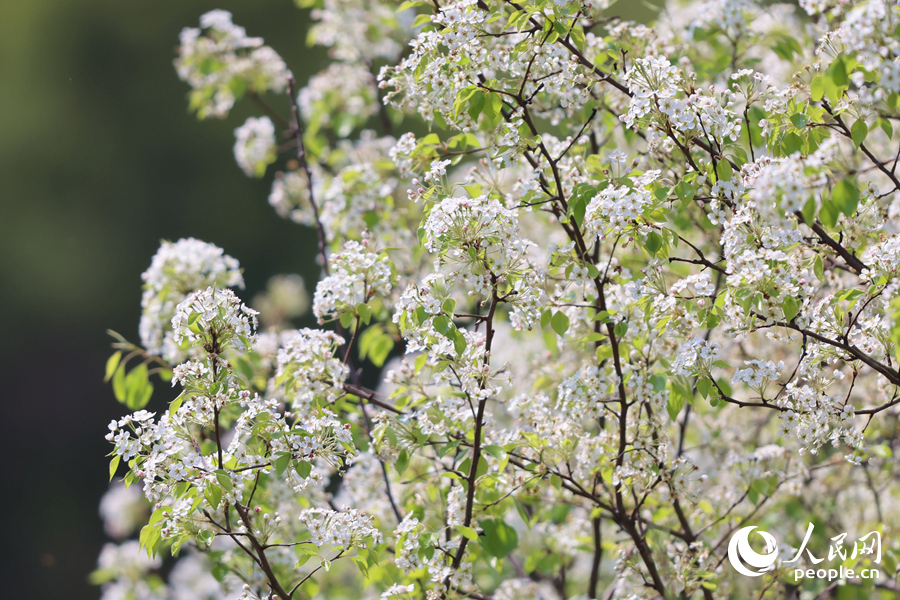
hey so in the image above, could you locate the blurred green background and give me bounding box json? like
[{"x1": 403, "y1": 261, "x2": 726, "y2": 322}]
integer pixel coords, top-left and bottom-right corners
[{"x1": 0, "y1": 1, "x2": 323, "y2": 597}]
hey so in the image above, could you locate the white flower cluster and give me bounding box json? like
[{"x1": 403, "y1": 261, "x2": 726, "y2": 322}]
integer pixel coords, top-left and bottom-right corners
[
  {"x1": 308, "y1": 0, "x2": 409, "y2": 62},
  {"x1": 862, "y1": 234, "x2": 900, "y2": 280},
  {"x1": 732, "y1": 359, "x2": 784, "y2": 392},
  {"x1": 275, "y1": 328, "x2": 349, "y2": 409},
  {"x1": 99, "y1": 483, "x2": 148, "y2": 540},
  {"x1": 171, "y1": 286, "x2": 259, "y2": 351},
  {"x1": 299, "y1": 62, "x2": 377, "y2": 134},
  {"x1": 298, "y1": 508, "x2": 383, "y2": 550},
  {"x1": 744, "y1": 154, "x2": 828, "y2": 214},
  {"x1": 268, "y1": 170, "x2": 316, "y2": 227},
  {"x1": 671, "y1": 337, "x2": 722, "y2": 376},
  {"x1": 313, "y1": 239, "x2": 393, "y2": 322},
  {"x1": 139, "y1": 238, "x2": 243, "y2": 362},
  {"x1": 233, "y1": 116, "x2": 276, "y2": 177},
  {"x1": 832, "y1": 0, "x2": 900, "y2": 97},
  {"x1": 175, "y1": 10, "x2": 290, "y2": 119},
  {"x1": 623, "y1": 56, "x2": 740, "y2": 143},
  {"x1": 584, "y1": 174, "x2": 659, "y2": 237},
  {"x1": 422, "y1": 196, "x2": 533, "y2": 285},
  {"x1": 622, "y1": 56, "x2": 682, "y2": 129}
]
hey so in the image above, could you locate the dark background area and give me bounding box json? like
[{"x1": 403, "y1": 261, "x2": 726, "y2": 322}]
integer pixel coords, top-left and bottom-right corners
[{"x1": 0, "y1": 1, "x2": 323, "y2": 597}]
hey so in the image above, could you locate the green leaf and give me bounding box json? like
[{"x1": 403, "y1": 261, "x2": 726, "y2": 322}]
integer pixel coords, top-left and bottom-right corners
[
  {"x1": 124, "y1": 363, "x2": 152, "y2": 410},
  {"x1": 456, "y1": 525, "x2": 479, "y2": 542},
  {"x1": 833, "y1": 179, "x2": 860, "y2": 216},
  {"x1": 466, "y1": 90, "x2": 485, "y2": 121},
  {"x1": 810, "y1": 76, "x2": 826, "y2": 102},
  {"x1": 109, "y1": 454, "x2": 121, "y2": 482},
  {"x1": 369, "y1": 334, "x2": 394, "y2": 368},
  {"x1": 412, "y1": 13, "x2": 432, "y2": 27},
  {"x1": 215, "y1": 471, "x2": 233, "y2": 493},
  {"x1": 819, "y1": 198, "x2": 839, "y2": 228},
  {"x1": 781, "y1": 132, "x2": 802, "y2": 156},
  {"x1": 442, "y1": 298, "x2": 457, "y2": 316},
  {"x1": 540, "y1": 308, "x2": 552, "y2": 329},
  {"x1": 644, "y1": 231, "x2": 662, "y2": 255},
  {"x1": 483, "y1": 445, "x2": 509, "y2": 471},
  {"x1": 170, "y1": 392, "x2": 186, "y2": 415},
  {"x1": 105, "y1": 351, "x2": 122, "y2": 382},
  {"x1": 479, "y1": 518, "x2": 518, "y2": 559},
  {"x1": 340, "y1": 311, "x2": 355, "y2": 328},
  {"x1": 614, "y1": 321, "x2": 629, "y2": 338},
  {"x1": 783, "y1": 295, "x2": 800, "y2": 321},
  {"x1": 667, "y1": 389, "x2": 685, "y2": 420},
  {"x1": 829, "y1": 56, "x2": 848, "y2": 87},
  {"x1": 395, "y1": 449, "x2": 410, "y2": 476},
  {"x1": 851, "y1": 119, "x2": 868, "y2": 148},
  {"x1": 716, "y1": 159, "x2": 733, "y2": 182},
  {"x1": 205, "y1": 485, "x2": 222, "y2": 509},
  {"x1": 356, "y1": 303, "x2": 372, "y2": 325},
  {"x1": 570, "y1": 195, "x2": 587, "y2": 227},
  {"x1": 452, "y1": 329, "x2": 467, "y2": 356},
  {"x1": 801, "y1": 196, "x2": 816, "y2": 224},
  {"x1": 550, "y1": 311, "x2": 570, "y2": 336},
  {"x1": 112, "y1": 363, "x2": 127, "y2": 403},
  {"x1": 296, "y1": 461, "x2": 312, "y2": 479},
  {"x1": 789, "y1": 113, "x2": 810, "y2": 129},
  {"x1": 273, "y1": 453, "x2": 291, "y2": 476},
  {"x1": 675, "y1": 180, "x2": 695, "y2": 204},
  {"x1": 433, "y1": 314, "x2": 452, "y2": 336},
  {"x1": 696, "y1": 377, "x2": 712, "y2": 399}
]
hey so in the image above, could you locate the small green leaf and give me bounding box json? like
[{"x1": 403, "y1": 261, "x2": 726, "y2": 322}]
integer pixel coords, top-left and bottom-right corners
[
  {"x1": 540, "y1": 308, "x2": 552, "y2": 329},
  {"x1": 479, "y1": 518, "x2": 518, "y2": 559},
  {"x1": 833, "y1": 179, "x2": 860, "y2": 216},
  {"x1": 716, "y1": 159, "x2": 733, "y2": 182},
  {"x1": 456, "y1": 525, "x2": 479, "y2": 542},
  {"x1": 851, "y1": 119, "x2": 868, "y2": 148},
  {"x1": 296, "y1": 461, "x2": 312, "y2": 479},
  {"x1": 395, "y1": 449, "x2": 410, "y2": 476},
  {"x1": 783, "y1": 295, "x2": 800, "y2": 321},
  {"x1": 124, "y1": 363, "x2": 152, "y2": 410},
  {"x1": 696, "y1": 377, "x2": 712, "y2": 399},
  {"x1": 112, "y1": 363, "x2": 127, "y2": 402},
  {"x1": 790, "y1": 113, "x2": 810, "y2": 129},
  {"x1": 810, "y1": 76, "x2": 826, "y2": 102},
  {"x1": 819, "y1": 198, "x2": 839, "y2": 228},
  {"x1": 442, "y1": 298, "x2": 457, "y2": 316},
  {"x1": 433, "y1": 315, "x2": 452, "y2": 336},
  {"x1": 205, "y1": 485, "x2": 222, "y2": 509},
  {"x1": 215, "y1": 471, "x2": 233, "y2": 493},
  {"x1": 550, "y1": 311, "x2": 570, "y2": 336},
  {"x1": 667, "y1": 389, "x2": 685, "y2": 420},
  {"x1": 781, "y1": 132, "x2": 802, "y2": 156},
  {"x1": 644, "y1": 231, "x2": 662, "y2": 255},
  {"x1": 273, "y1": 453, "x2": 291, "y2": 476},
  {"x1": 829, "y1": 56, "x2": 848, "y2": 87},
  {"x1": 105, "y1": 352, "x2": 122, "y2": 382},
  {"x1": 452, "y1": 329, "x2": 467, "y2": 356},
  {"x1": 357, "y1": 303, "x2": 372, "y2": 325},
  {"x1": 109, "y1": 454, "x2": 121, "y2": 481}
]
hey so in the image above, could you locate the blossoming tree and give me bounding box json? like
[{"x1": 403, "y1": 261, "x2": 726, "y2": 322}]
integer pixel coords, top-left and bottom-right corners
[{"x1": 96, "y1": 0, "x2": 900, "y2": 598}]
